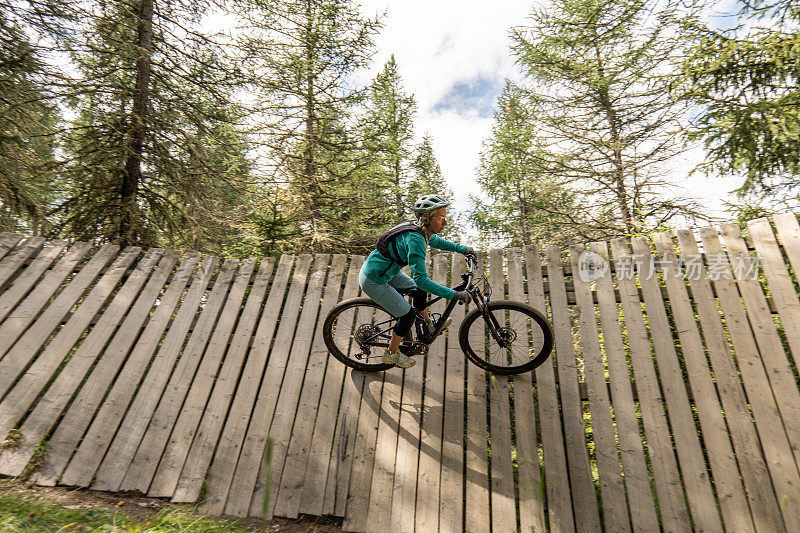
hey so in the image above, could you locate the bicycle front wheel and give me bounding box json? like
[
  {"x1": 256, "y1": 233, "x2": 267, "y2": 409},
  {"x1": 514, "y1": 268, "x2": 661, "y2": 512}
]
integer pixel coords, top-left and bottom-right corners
[
  {"x1": 459, "y1": 301, "x2": 553, "y2": 375},
  {"x1": 323, "y1": 297, "x2": 394, "y2": 372}
]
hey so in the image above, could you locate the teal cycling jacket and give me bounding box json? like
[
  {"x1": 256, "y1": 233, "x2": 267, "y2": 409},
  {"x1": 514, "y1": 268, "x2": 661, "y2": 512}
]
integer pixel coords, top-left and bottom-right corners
[{"x1": 361, "y1": 231, "x2": 467, "y2": 299}]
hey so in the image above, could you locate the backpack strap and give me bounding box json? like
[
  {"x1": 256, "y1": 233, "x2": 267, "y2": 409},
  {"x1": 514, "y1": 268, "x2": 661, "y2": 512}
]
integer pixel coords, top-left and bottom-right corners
[{"x1": 376, "y1": 221, "x2": 426, "y2": 265}]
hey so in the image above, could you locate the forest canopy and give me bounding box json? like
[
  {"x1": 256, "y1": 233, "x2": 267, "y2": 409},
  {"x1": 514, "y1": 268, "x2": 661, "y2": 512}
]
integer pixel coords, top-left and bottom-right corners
[{"x1": 1, "y1": 0, "x2": 797, "y2": 254}]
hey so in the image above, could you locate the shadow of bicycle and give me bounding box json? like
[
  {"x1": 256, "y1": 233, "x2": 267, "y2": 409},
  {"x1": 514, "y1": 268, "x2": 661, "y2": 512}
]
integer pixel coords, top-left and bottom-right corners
[{"x1": 348, "y1": 355, "x2": 498, "y2": 486}]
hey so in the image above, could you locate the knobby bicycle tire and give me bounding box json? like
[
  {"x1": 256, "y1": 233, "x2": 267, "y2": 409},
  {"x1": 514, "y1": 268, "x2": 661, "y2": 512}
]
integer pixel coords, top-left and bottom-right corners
[
  {"x1": 323, "y1": 297, "x2": 394, "y2": 372},
  {"x1": 458, "y1": 301, "x2": 553, "y2": 375}
]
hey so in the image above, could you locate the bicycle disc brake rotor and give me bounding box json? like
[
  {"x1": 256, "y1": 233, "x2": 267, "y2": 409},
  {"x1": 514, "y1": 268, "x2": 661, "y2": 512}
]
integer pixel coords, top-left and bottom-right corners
[{"x1": 497, "y1": 327, "x2": 517, "y2": 347}]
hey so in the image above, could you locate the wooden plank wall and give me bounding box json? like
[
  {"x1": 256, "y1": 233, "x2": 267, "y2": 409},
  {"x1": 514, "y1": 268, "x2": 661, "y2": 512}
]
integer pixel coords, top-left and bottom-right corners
[{"x1": 0, "y1": 214, "x2": 799, "y2": 532}]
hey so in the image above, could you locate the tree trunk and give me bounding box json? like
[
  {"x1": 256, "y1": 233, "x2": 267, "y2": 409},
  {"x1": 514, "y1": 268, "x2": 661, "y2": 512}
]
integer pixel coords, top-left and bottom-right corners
[
  {"x1": 394, "y1": 158, "x2": 402, "y2": 219},
  {"x1": 606, "y1": 106, "x2": 635, "y2": 234},
  {"x1": 517, "y1": 178, "x2": 531, "y2": 245},
  {"x1": 120, "y1": 0, "x2": 154, "y2": 246},
  {"x1": 304, "y1": 0, "x2": 321, "y2": 252},
  {"x1": 593, "y1": 40, "x2": 635, "y2": 235}
]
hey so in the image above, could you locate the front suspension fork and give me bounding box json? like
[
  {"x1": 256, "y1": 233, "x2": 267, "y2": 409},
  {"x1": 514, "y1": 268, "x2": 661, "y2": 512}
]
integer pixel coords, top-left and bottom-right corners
[{"x1": 470, "y1": 293, "x2": 507, "y2": 347}]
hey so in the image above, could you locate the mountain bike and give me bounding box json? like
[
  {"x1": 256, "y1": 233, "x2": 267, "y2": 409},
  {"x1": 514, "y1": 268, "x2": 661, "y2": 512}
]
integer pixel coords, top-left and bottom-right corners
[{"x1": 322, "y1": 255, "x2": 554, "y2": 375}]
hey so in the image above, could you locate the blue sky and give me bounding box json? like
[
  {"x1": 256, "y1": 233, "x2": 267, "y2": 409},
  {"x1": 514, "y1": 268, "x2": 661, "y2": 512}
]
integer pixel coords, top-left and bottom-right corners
[{"x1": 431, "y1": 76, "x2": 504, "y2": 119}]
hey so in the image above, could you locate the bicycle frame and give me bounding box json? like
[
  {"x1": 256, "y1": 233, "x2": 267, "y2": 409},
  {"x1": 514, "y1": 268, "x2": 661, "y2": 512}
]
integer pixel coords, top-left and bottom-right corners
[{"x1": 362, "y1": 256, "x2": 508, "y2": 350}]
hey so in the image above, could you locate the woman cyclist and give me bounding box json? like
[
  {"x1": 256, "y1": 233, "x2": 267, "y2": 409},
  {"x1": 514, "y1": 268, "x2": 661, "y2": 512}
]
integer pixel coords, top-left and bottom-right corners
[{"x1": 359, "y1": 194, "x2": 475, "y2": 368}]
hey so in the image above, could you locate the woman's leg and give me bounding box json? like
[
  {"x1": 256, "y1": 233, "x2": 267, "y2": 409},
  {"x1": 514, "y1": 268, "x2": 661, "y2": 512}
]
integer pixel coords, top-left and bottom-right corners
[
  {"x1": 359, "y1": 269, "x2": 413, "y2": 355},
  {"x1": 411, "y1": 289, "x2": 431, "y2": 325},
  {"x1": 388, "y1": 272, "x2": 431, "y2": 325}
]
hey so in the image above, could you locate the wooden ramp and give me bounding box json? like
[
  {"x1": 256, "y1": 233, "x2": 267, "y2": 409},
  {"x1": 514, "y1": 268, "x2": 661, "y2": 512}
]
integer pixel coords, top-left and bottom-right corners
[{"x1": 0, "y1": 216, "x2": 799, "y2": 532}]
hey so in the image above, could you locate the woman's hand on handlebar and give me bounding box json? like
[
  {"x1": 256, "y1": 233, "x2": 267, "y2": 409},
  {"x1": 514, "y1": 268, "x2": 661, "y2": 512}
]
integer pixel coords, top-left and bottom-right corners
[{"x1": 452, "y1": 290, "x2": 470, "y2": 303}]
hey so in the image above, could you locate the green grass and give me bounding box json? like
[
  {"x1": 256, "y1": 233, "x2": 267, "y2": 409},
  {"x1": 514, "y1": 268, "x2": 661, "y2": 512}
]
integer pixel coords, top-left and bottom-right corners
[{"x1": 0, "y1": 492, "x2": 255, "y2": 532}]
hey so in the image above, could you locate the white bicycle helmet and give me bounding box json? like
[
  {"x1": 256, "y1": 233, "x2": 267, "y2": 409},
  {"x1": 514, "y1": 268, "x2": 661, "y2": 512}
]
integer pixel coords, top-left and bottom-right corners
[{"x1": 412, "y1": 194, "x2": 450, "y2": 217}]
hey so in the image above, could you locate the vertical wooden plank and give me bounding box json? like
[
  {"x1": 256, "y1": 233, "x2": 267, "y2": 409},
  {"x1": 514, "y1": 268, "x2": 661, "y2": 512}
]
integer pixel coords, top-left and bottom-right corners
[
  {"x1": 773, "y1": 213, "x2": 800, "y2": 277},
  {"x1": 199, "y1": 255, "x2": 294, "y2": 515},
  {"x1": 272, "y1": 255, "x2": 347, "y2": 516},
  {"x1": 655, "y1": 232, "x2": 782, "y2": 533},
  {"x1": 0, "y1": 236, "x2": 45, "y2": 290},
  {"x1": 0, "y1": 241, "x2": 95, "y2": 361},
  {"x1": 59, "y1": 253, "x2": 201, "y2": 488},
  {"x1": 362, "y1": 257, "x2": 427, "y2": 533},
  {"x1": 119, "y1": 258, "x2": 239, "y2": 493},
  {"x1": 171, "y1": 257, "x2": 275, "y2": 503},
  {"x1": 388, "y1": 295, "x2": 426, "y2": 533},
  {"x1": 388, "y1": 336, "x2": 428, "y2": 530},
  {"x1": 0, "y1": 240, "x2": 67, "y2": 324},
  {"x1": 0, "y1": 247, "x2": 149, "y2": 478},
  {"x1": 33, "y1": 250, "x2": 175, "y2": 486},
  {"x1": 506, "y1": 248, "x2": 547, "y2": 533},
  {"x1": 720, "y1": 223, "x2": 800, "y2": 466},
  {"x1": 222, "y1": 255, "x2": 311, "y2": 517},
  {"x1": 0, "y1": 233, "x2": 23, "y2": 261},
  {"x1": 464, "y1": 250, "x2": 490, "y2": 533},
  {"x1": 414, "y1": 253, "x2": 449, "y2": 532},
  {"x1": 250, "y1": 255, "x2": 330, "y2": 517},
  {"x1": 569, "y1": 245, "x2": 631, "y2": 532},
  {"x1": 486, "y1": 249, "x2": 517, "y2": 533},
  {"x1": 340, "y1": 369, "x2": 383, "y2": 533},
  {"x1": 438, "y1": 253, "x2": 467, "y2": 533},
  {"x1": 749, "y1": 218, "x2": 800, "y2": 364},
  {"x1": 589, "y1": 242, "x2": 660, "y2": 533},
  {"x1": 325, "y1": 341, "x2": 366, "y2": 516},
  {"x1": 609, "y1": 237, "x2": 691, "y2": 532},
  {"x1": 147, "y1": 258, "x2": 257, "y2": 497},
  {"x1": 693, "y1": 227, "x2": 800, "y2": 526},
  {"x1": 362, "y1": 367, "x2": 403, "y2": 533},
  {"x1": 300, "y1": 256, "x2": 364, "y2": 516},
  {"x1": 525, "y1": 244, "x2": 573, "y2": 533},
  {"x1": 92, "y1": 255, "x2": 218, "y2": 492},
  {"x1": 340, "y1": 307, "x2": 390, "y2": 529},
  {"x1": 630, "y1": 238, "x2": 722, "y2": 532},
  {"x1": 0, "y1": 247, "x2": 140, "y2": 440},
  {"x1": 545, "y1": 245, "x2": 601, "y2": 532}
]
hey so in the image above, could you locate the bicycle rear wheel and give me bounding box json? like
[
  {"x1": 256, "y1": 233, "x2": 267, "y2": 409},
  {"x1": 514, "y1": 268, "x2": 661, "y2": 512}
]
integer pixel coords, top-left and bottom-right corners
[
  {"x1": 459, "y1": 301, "x2": 553, "y2": 375},
  {"x1": 322, "y1": 297, "x2": 394, "y2": 372}
]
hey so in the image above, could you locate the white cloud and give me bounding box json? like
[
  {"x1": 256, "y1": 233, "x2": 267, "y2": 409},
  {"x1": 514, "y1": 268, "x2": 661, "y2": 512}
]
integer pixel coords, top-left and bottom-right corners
[
  {"x1": 358, "y1": 0, "x2": 533, "y2": 213},
  {"x1": 666, "y1": 143, "x2": 737, "y2": 223},
  {"x1": 419, "y1": 109, "x2": 494, "y2": 202}
]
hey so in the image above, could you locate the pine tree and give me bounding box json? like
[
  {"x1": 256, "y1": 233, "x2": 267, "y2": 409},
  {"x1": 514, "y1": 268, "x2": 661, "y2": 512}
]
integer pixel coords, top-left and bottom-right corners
[
  {"x1": 408, "y1": 134, "x2": 463, "y2": 241},
  {"x1": 0, "y1": 5, "x2": 67, "y2": 233},
  {"x1": 512, "y1": 0, "x2": 711, "y2": 237},
  {"x1": 361, "y1": 55, "x2": 417, "y2": 222},
  {"x1": 470, "y1": 83, "x2": 582, "y2": 248},
  {"x1": 681, "y1": 0, "x2": 800, "y2": 203},
  {"x1": 237, "y1": 0, "x2": 381, "y2": 252},
  {"x1": 57, "y1": 0, "x2": 252, "y2": 248}
]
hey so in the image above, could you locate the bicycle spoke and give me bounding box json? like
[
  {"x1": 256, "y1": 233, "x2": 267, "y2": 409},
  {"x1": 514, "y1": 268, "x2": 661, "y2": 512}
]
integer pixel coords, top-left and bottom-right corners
[
  {"x1": 334, "y1": 307, "x2": 357, "y2": 361},
  {"x1": 460, "y1": 302, "x2": 552, "y2": 374},
  {"x1": 469, "y1": 309, "x2": 485, "y2": 367},
  {"x1": 324, "y1": 300, "x2": 394, "y2": 370}
]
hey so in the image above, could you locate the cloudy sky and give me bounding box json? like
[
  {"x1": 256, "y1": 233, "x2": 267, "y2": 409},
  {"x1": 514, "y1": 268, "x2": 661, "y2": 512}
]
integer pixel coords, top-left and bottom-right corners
[{"x1": 356, "y1": 0, "x2": 743, "y2": 224}]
